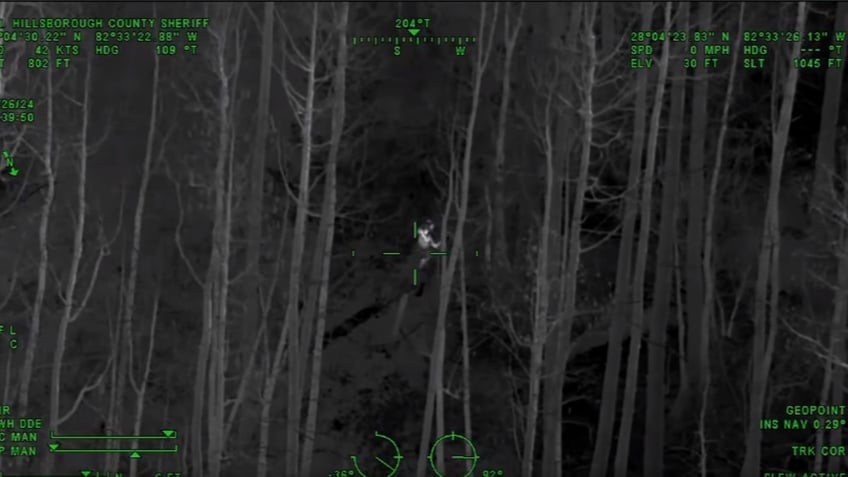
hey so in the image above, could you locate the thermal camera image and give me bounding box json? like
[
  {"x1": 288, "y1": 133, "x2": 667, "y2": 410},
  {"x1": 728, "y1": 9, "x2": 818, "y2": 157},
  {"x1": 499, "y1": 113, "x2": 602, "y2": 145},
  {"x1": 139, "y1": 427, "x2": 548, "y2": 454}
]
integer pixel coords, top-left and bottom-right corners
[{"x1": 0, "y1": 2, "x2": 845, "y2": 476}]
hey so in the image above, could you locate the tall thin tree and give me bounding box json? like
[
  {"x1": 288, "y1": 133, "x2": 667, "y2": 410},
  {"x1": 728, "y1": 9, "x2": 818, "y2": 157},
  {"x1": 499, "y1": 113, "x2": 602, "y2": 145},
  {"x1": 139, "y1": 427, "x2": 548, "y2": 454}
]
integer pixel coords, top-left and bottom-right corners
[
  {"x1": 675, "y1": 1, "x2": 711, "y2": 423},
  {"x1": 540, "y1": 4, "x2": 598, "y2": 476},
  {"x1": 415, "y1": 4, "x2": 497, "y2": 476},
  {"x1": 300, "y1": 3, "x2": 348, "y2": 474},
  {"x1": 590, "y1": 4, "x2": 652, "y2": 475},
  {"x1": 614, "y1": 3, "x2": 671, "y2": 475},
  {"x1": 698, "y1": 5, "x2": 745, "y2": 472},
  {"x1": 741, "y1": 3, "x2": 807, "y2": 473},
  {"x1": 491, "y1": 2, "x2": 524, "y2": 270},
  {"x1": 238, "y1": 2, "x2": 274, "y2": 445},
  {"x1": 644, "y1": 4, "x2": 688, "y2": 474},
  {"x1": 810, "y1": 2, "x2": 848, "y2": 235},
  {"x1": 257, "y1": 4, "x2": 319, "y2": 476},
  {"x1": 18, "y1": 2, "x2": 56, "y2": 417},
  {"x1": 43, "y1": 32, "x2": 114, "y2": 473}
]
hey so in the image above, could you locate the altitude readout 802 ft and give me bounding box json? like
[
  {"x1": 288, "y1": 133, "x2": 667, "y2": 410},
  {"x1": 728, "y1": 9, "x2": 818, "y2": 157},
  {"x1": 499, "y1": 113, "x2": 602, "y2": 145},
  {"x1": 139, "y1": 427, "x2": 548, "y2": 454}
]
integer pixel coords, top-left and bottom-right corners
[{"x1": 26, "y1": 43, "x2": 78, "y2": 68}]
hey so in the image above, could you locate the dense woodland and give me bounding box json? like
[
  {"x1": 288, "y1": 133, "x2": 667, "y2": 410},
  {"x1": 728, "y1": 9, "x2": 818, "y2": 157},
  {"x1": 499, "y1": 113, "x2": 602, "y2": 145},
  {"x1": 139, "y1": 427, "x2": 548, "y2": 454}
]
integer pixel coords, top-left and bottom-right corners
[{"x1": 0, "y1": 1, "x2": 846, "y2": 476}]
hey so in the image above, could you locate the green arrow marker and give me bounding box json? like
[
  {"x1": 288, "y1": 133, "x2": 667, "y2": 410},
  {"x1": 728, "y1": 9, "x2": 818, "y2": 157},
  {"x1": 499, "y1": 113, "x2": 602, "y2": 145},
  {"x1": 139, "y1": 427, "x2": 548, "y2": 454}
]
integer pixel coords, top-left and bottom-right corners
[
  {"x1": 49, "y1": 443, "x2": 60, "y2": 451},
  {"x1": 408, "y1": 28, "x2": 420, "y2": 36},
  {"x1": 161, "y1": 429, "x2": 176, "y2": 438},
  {"x1": 130, "y1": 451, "x2": 141, "y2": 458},
  {"x1": 8, "y1": 167, "x2": 18, "y2": 176},
  {"x1": 81, "y1": 471, "x2": 92, "y2": 477}
]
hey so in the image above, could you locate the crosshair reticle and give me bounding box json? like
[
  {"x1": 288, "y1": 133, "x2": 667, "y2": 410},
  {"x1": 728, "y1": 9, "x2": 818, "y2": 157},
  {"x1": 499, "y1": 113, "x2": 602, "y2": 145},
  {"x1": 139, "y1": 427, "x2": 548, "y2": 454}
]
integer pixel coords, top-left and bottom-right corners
[
  {"x1": 369, "y1": 220, "x2": 480, "y2": 287},
  {"x1": 428, "y1": 431, "x2": 479, "y2": 477}
]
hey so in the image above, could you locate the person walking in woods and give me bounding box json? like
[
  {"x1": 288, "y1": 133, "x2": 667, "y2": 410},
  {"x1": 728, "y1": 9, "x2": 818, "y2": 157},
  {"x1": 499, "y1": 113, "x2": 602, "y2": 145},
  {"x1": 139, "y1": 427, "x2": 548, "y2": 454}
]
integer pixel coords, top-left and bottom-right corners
[{"x1": 414, "y1": 218, "x2": 441, "y2": 296}]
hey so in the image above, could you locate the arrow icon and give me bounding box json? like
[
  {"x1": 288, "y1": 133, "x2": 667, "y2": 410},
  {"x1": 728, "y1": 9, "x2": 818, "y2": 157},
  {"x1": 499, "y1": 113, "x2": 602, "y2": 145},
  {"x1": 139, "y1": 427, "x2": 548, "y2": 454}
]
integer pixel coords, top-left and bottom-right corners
[
  {"x1": 130, "y1": 451, "x2": 141, "y2": 459},
  {"x1": 161, "y1": 429, "x2": 176, "y2": 438},
  {"x1": 49, "y1": 443, "x2": 60, "y2": 451},
  {"x1": 8, "y1": 167, "x2": 18, "y2": 176},
  {"x1": 408, "y1": 28, "x2": 420, "y2": 36},
  {"x1": 80, "y1": 471, "x2": 92, "y2": 477}
]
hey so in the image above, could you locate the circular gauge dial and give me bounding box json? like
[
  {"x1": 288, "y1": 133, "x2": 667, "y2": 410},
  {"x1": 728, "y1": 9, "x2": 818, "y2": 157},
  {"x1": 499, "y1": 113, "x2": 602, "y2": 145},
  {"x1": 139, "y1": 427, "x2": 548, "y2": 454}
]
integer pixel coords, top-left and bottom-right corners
[
  {"x1": 427, "y1": 431, "x2": 479, "y2": 477},
  {"x1": 350, "y1": 431, "x2": 403, "y2": 477}
]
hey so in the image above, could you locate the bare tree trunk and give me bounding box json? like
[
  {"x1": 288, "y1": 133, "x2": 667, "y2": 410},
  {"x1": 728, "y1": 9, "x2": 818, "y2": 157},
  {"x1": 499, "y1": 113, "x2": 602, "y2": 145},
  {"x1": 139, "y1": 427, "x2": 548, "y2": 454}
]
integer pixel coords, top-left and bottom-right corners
[
  {"x1": 540, "y1": 4, "x2": 597, "y2": 477},
  {"x1": 0, "y1": 2, "x2": 19, "y2": 99},
  {"x1": 44, "y1": 48, "x2": 88, "y2": 475},
  {"x1": 285, "y1": 6, "x2": 319, "y2": 474},
  {"x1": 0, "y1": 5, "x2": 24, "y2": 430},
  {"x1": 517, "y1": 3, "x2": 563, "y2": 470},
  {"x1": 207, "y1": 100, "x2": 234, "y2": 477},
  {"x1": 523, "y1": 71, "x2": 556, "y2": 477},
  {"x1": 123, "y1": 27, "x2": 162, "y2": 477},
  {"x1": 300, "y1": 3, "x2": 347, "y2": 474},
  {"x1": 238, "y1": 0, "x2": 274, "y2": 444},
  {"x1": 614, "y1": 3, "x2": 671, "y2": 475},
  {"x1": 129, "y1": 288, "x2": 161, "y2": 477},
  {"x1": 589, "y1": 5, "x2": 651, "y2": 475},
  {"x1": 644, "y1": 4, "x2": 687, "y2": 474},
  {"x1": 826, "y1": 226, "x2": 848, "y2": 473},
  {"x1": 191, "y1": 291, "x2": 211, "y2": 475},
  {"x1": 105, "y1": 317, "x2": 121, "y2": 471},
  {"x1": 810, "y1": 2, "x2": 848, "y2": 235},
  {"x1": 209, "y1": 11, "x2": 237, "y2": 477},
  {"x1": 817, "y1": 226, "x2": 848, "y2": 472},
  {"x1": 189, "y1": 7, "x2": 240, "y2": 475},
  {"x1": 698, "y1": 4, "x2": 744, "y2": 470},
  {"x1": 741, "y1": 3, "x2": 807, "y2": 473},
  {"x1": 458, "y1": 246, "x2": 473, "y2": 474},
  {"x1": 415, "y1": 5, "x2": 496, "y2": 477},
  {"x1": 0, "y1": 263, "x2": 15, "y2": 472},
  {"x1": 18, "y1": 16, "x2": 54, "y2": 416},
  {"x1": 491, "y1": 2, "x2": 523, "y2": 270},
  {"x1": 674, "y1": 1, "x2": 710, "y2": 425},
  {"x1": 541, "y1": 5, "x2": 581, "y2": 474},
  {"x1": 246, "y1": 2, "x2": 274, "y2": 349},
  {"x1": 257, "y1": 4, "x2": 319, "y2": 476},
  {"x1": 810, "y1": 7, "x2": 848, "y2": 470},
  {"x1": 253, "y1": 196, "x2": 290, "y2": 477},
  {"x1": 103, "y1": 31, "x2": 160, "y2": 477},
  {"x1": 107, "y1": 9, "x2": 166, "y2": 470}
]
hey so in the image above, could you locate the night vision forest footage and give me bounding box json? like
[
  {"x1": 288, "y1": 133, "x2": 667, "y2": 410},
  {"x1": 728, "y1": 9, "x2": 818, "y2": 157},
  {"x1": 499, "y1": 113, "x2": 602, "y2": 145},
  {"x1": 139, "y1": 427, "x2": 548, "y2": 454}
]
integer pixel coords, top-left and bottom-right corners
[{"x1": 0, "y1": 2, "x2": 845, "y2": 476}]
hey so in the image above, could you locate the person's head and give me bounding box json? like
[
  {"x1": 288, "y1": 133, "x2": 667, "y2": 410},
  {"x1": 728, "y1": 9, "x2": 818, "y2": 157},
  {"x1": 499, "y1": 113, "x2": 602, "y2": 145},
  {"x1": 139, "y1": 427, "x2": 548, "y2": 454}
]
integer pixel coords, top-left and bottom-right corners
[{"x1": 417, "y1": 217, "x2": 440, "y2": 249}]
